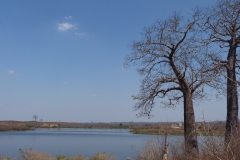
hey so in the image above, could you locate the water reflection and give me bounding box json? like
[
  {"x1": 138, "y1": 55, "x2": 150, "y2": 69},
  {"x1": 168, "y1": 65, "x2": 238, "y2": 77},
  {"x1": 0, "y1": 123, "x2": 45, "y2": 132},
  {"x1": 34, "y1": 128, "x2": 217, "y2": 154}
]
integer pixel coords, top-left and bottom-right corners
[{"x1": 0, "y1": 128, "x2": 160, "y2": 159}]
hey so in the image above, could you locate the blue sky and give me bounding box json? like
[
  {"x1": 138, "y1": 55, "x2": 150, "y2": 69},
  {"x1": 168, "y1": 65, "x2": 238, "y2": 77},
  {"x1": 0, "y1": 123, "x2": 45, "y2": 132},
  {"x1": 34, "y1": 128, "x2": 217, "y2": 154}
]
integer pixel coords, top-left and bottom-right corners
[{"x1": 0, "y1": 0, "x2": 225, "y2": 122}]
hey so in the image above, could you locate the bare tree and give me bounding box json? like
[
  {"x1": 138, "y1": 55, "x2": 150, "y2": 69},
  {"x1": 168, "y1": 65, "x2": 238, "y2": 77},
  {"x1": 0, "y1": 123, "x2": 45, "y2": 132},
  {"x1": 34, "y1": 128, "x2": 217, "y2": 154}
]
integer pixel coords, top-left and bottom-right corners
[
  {"x1": 33, "y1": 115, "x2": 38, "y2": 122},
  {"x1": 200, "y1": 0, "x2": 240, "y2": 143},
  {"x1": 125, "y1": 12, "x2": 214, "y2": 157}
]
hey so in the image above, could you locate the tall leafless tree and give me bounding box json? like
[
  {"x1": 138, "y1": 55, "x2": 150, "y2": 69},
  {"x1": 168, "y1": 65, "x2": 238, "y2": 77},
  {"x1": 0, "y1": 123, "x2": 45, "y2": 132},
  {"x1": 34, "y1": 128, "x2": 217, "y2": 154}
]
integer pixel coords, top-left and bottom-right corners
[
  {"x1": 200, "y1": 0, "x2": 240, "y2": 143},
  {"x1": 125, "y1": 12, "x2": 215, "y2": 157},
  {"x1": 33, "y1": 115, "x2": 38, "y2": 122}
]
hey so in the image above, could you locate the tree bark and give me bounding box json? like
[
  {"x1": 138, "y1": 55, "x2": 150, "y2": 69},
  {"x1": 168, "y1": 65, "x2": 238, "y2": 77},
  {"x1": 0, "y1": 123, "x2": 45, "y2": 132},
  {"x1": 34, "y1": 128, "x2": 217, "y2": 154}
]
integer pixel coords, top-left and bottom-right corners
[
  {"x1": 184, "y1": 90, "x2": 199, "y2": 157},
  {"x1": 169, "y1": 56, "x2": 199, "y2": 156},
  {"x1": 225, "y1": 44, "x2": 239, "y2": 143}
]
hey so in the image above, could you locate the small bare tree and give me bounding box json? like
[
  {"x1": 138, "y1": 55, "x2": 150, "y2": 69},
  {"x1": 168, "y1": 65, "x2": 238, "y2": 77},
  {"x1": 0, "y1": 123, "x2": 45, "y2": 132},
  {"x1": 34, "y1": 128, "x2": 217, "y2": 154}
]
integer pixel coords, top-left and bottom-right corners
[
  {"x1": 125, "y1": 12, "x2": 215, "y2": 157},
  {"x1": 33, "y1": 115, "x2": 38, "y2": 122},
  {"x1": 199, "y1": 0, "x2": 240, "y2": 143}
]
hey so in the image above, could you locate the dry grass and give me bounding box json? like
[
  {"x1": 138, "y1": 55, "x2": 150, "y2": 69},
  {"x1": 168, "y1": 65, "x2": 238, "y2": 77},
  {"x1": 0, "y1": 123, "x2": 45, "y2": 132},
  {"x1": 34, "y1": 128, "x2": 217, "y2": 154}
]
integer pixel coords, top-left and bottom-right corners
[
  {"x1": 0, "y1": 121, "x2": 33, "y2": 131},
  {"x1": 0, "y1": 157, "x2": 10, "y2": 160},
  {"x1": 0, "y1": 150, "x2": 116, "y2": 160},
  {"x1": 20, "y1": 150, "x2": 55, "y2": 160},
  {"x1": 199, "y1": 135, "x2": 240, "y2": 160},
  {"x1": 89, "y1": 152, "x2": 116, "y2": 160},
  {"x1": 136, "y1": 124, "x2": 240, "y2": 160},
  {"x1": 136, "y1": 138, "x2": 163, "y2": 160}
]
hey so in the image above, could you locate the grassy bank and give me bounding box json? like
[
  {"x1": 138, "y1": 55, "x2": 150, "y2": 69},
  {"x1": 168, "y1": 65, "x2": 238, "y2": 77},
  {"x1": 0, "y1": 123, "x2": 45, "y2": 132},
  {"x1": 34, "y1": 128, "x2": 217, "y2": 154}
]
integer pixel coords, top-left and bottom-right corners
[
  {"x1": 130, "y1": 122, "x2": 226, "y2": 136},
  {"x1": 0, "y1": 121, "x2": 130, "y2": 132},
  {"x1": 0, "y1": 121, "x2": 35, "y2": 131},
  {"x1": 130, "y1": 126, "x2": 183, "y2": 135}
]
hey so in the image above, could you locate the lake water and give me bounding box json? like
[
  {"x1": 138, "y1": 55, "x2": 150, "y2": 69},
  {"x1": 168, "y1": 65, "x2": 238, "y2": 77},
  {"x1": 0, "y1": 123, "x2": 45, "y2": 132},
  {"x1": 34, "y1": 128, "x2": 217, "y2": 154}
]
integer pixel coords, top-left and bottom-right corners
[{"x1": 0, "y1": 128, "x2": 172, "y2": 159}]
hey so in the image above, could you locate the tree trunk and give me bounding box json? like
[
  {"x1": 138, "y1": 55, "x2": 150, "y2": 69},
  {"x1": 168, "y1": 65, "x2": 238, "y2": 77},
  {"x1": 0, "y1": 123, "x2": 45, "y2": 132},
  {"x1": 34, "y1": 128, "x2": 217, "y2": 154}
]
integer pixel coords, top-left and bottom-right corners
[
  {"x1": 184, "y1": 91, "x2": 199, "y2": 157},
  {"x1": 225, "y1": 45, "x2": 239, "y2": 143}
]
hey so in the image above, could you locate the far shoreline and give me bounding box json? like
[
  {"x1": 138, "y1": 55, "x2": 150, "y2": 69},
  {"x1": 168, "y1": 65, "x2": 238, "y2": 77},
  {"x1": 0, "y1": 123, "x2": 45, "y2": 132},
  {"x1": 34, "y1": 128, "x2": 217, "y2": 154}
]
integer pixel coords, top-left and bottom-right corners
[{"x1": 0, "y1": 120, "x2": 226, "y2": 136}]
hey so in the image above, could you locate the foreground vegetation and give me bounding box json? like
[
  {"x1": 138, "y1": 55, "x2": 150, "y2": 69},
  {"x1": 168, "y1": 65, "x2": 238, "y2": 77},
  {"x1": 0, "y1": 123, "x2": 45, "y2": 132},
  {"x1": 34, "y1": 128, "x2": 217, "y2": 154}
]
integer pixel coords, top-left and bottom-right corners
[
  {"x1": 136, "y1": 135, "x2": 240, "y2": 160},
  {"x1": 0, "y1": 150, "x2": 117, "y2": 160}
]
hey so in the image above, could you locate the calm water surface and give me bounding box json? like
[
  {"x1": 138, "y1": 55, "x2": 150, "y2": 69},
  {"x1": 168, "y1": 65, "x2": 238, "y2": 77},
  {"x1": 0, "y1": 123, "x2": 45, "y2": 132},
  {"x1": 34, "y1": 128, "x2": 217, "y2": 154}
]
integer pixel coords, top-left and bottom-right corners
[{"x1": 0, "y1": 128, "x2": 167, "y2": 159}]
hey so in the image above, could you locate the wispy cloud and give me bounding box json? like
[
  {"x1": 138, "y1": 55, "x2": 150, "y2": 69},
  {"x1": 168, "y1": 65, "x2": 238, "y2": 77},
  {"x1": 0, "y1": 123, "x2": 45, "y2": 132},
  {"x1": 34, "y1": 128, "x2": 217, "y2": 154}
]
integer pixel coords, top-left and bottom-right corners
[
  {"x1": 8, "y1": 70, "x2": 15, "y2": 75},
  {"x1": 58, "y1": 22, "x2": 74, "y2": 31},
  {"x1": 75, "y1": 32, "x2": 88, "y2": 37},
  {"x1": 64, "y1": 16, "x2": 72, "y2": 19}
]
